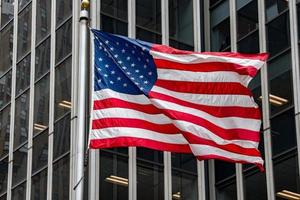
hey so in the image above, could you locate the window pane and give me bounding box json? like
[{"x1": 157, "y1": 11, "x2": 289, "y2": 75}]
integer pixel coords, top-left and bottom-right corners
[
  {"x1": 31, "y1": 170, "x2": 47, "y2": 200},
  {"x1": 0, "y1": 21, "x2": 13, "y2": 76},
  {"x1": 265, "y1": 0, "x2": 288, "y2": 21},
  {"x1": 101, "y1": 0, "x2": 128, "y2": 21},
  {"x1": 172, "y1": 154, "x2": 196, "y2": 172},
  {"x1": 14, "y1": 91, "x2": 29, "y2": 149},
  {"x1": 244, "y1": 171, "x2": 267, "y2": 200},
  {"x1": 33, "y1": 75, "x2": 49, "y2": 135},
  {"x1": 35, "y1": 38, "x2": 50, "y2": 80},
  {"x1": 36, "y1": 0, "x2": 51, "y2": 43},
  {"x1": 172, "y1": 170, "x2": 198, "y2": 200},
  {"x1": 0, "y1": 106, "x2": 10, "y2": 159},
  {"x1": 216, "y1": 181, "x2": 237, "y2": 200},
  {"x1": 137, "y1": 148, "x2": 163, "y2": 163},
  {"x1": 55, "y1": 20, "x2": 72, "y2": 64},
  {"x1": 17, "y1": 4, "x2": 32, "y2": 61},
  {"x1": 1, "y1": 0, "x2": 14, "y2": 27},
  {"x1": 100, "y1": 151, "x2": 128, "y2": 200},
  {"x1": 0, "y1": 71, "x2": 12, "y2": 110},
  {"x1": 12, "y1": 182, "x2": 26, "y2": 200},
  {"x1": 215, "y1": 160, "x2": 236, "y2": 182},
  {"x1": 32, "y1": 131, "x2": 48, "y2": 173},
  {"x1": 169, "y1": 0, "x2": 194, "y2": 50},
  {"x1": 52, "y1": 157, "x2": 69, "y2": 200},
  {"x1": 56, "y1": 0, "x2": 72, "y2": 26},
  {"x1": 12, "y1": 144, "x2": 27, "y2": 186},
  {"x1": 0, "y1": 194, "x2": 6, "y2": 200},
  {"x1": 16, "y1": 54, "x2": 30, "y2": 96},
  {"x1": 136, "y1": 0, "x2": 161, "y2": 43},
  {"x1": 0, "y1": 157, "x2": 8, "y2": 195},
  {"x1": 53, "y1": 114, "x2": 70, "y2": 160},
  {"x1": 101, "y1": 15, "x2": 128, "y2": 36},
  {"x1": 54, "y1": 58, "x2": 71, "y2": 120},
  {"x1": 19, "y1": 0, "x2": 31, "y2": 10},
  {"x1": 237, "y1": 31, "x2": 259, "y2": 53}
]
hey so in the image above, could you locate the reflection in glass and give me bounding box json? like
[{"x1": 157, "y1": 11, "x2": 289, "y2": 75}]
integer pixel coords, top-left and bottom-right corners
[
  {"x1": 56, "y1": 0, "x2": 72, "y2": 26},
  {"x1": 52, "y1": 157, "x2": 69, "y2": 200},
  {"x1": 0, "y1": 157, "x2": 8, "y2": 195},
  {"x1": 265, "y1": 0, "x2": 288, "y2": 21},
  {"x1": 172, "y1": 170, "x2": 198, "y2": 200},
  {"x1": 36, "y1": 0, "x2": 51, "y2": 43},
  {"x1": 1, "y1": 0, "x2": 14, "y2": 27},
  {"x1": 244, "y1": 171, "x2": 267, "y2": 200},
  {"x1": 0, "y1": 71, "x2": 12, "y2": 109},
  {"x1": 0, "y1": 106, "x2": 10, "y2": 159},
  {"x1": 101, "y1": 15, "x2": 128, "y2": 36},
  {"x1": 19, "y1": 0, "x2": 31, "y2": 10},
  {"x1": 136, "y1": 0, "x2": 161, "y2": 43},
  {"x1": 12, "y1": 144, "x2": 27, "y2": 186},
  {"x1": 35, "y1": 38, "x2": 50, "y2": 80},
  {"x1": 32, "y1": 131, "x2": 48, "y2": 173},
  {"x1": 17, "y1": 4, "x2": 32, "y2": 61},
  {"x1": 31, "y1": 170, "x2": 47, "y2": 200},
  {"x1": 12, "y1": 182, "x2": 26, "y2": 200},
  {"x1": 53, "y1": 114, "x2": 70, "y2": 160},
  {"x1": 0, "y1": 22, "x2": 13, "y2": 76},
  {"x1": 216, "y1": 181, "x2": 237, "y2": 200},
  {"x1": 55, "y1": 58, "x2": 71, "y2": 119},
  {"x1": 0, "y1": 194, "x2": 6, "y2": 200},
  {"x1": 169, "y1": 0, "x2": 194, "y2": 50},
  {"x1": 101, "y1": 0, "x2": 128, "y2": 21},
  {"x1": 16, "y1": 54, "x2": 31, "y2": 95},
  {"x1": 55, "y1": 20, "x2": 72, "y2": 63},
  {"x1": 215, "y1": 160, "x2": 236, "y2": 182},
  {"x1": 137, "y1": 148, "x2": 163, "y2": 163},
  {"x1": 33, "y1": 75, "x2": 49, "y2": 135},
  {"x1": 14, "y1": 91, "x2": 30, "y2": 149},
  {"x1": 100, "y1": 151, "x2": 128, "y2": 200}
]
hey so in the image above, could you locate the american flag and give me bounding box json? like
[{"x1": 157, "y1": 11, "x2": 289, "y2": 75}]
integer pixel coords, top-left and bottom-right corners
[{"x1": 89, "y1": 29, "x2": 267, "y2": 170}]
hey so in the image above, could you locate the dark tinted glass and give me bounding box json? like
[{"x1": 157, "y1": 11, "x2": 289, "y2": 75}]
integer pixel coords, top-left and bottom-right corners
[
  {"x1": 12, "y1": 144, "x2": 27, "y2": 186},
  {"x1": 101, "y1": 15, "x2": 128, "y2": 36},
  {"x1": 53, "y1": 114, "x2": 70, "y2": 160},
  {"x1": 17, "y1": 4, "x2": 32, "y2": 61},
  {"x1": 0, "y1": 194, "x2": 6, "y2": 200},
  {"x1": 100, "y1": 151, "x2": 128, "y2": 200},
  {"x1": 0, "y1": 157, "x2": 8, "y2": 194},
  {"x1": 101, "y1": 0, "x2": 128, "y2": 21},
  {"x1": 36, "y1": 0, "x2": 51, "y2": 43},
  {"x1": 0, "y1": 71, "x2": 12, "y2": 109},
  {"x1": 0, "y1": 22, "x2": 13, "y2": 76},
  {"x1": 56, "y1": 0, "x2": 72, "y2": 26},
  {"x1": 52, "y1": 157, "x2": 69, "y2": 200},
  {"x1": 33, "y1": 75, "x2": 49, "y2": 135},
  {"x1": 248, "y1": 72, "x2": 262, "y2": 108},
  {"x1": 215, "y1": 160, "x2": 235, "y2": 182},
  {"x1": 265, "y1": 0, "x2": 288, "y2": 21},
  {"x1": 172, "y1": 154, "x2": 197, "y2": 172},
  {"x1": 216, "y1": 181, "x2": 237, "y2": 200},
  {"x1": 16, "y1": 54, "x2": 30, "y2": 95},
  {"x1": 0, "y1": 106, "x2": 10, "y2": 159},
  {"x1": 244, "y1": 171, "x2": 267, "y2": 200},
  {"x1": 172, "y1": 170, "x2": 198, "y2": 200},
  {"x1": 19, "y1": 0, "x2": 30, "y2": 10},
  {"x1": 1, "y1": 0, "x2": 14, "y2": 27},
  {"x1": 14, "y1": 91, "x2": 30, "y2": 148},
  {"x1": 54, "y1": 58, "x2": 71, "y2": 119},
  {"x1": 35, "y1": 38, "x2": 50, "y2": 80},
  {"x1": 11, "y1": 182, "x2": 26, "y2": 200},
  {"x1": 237, "y1": 31, "x2": 259, "y2": 53},
  {"x1": 31, "y1": 170, "x2": 47, "y2": 200},
  {"x1": 136, "y1": 0, "x2": 161, "y2": 43},
  {"x1": 137, "y1": 148, "x2": 163, "y2": 163},
  {"x1": 55, "y1": 20, "x2": 72, "y2": 63},
  {"x1": 169, "y1": 0, "x2": 194, "y2": 50},
  {"x1": 32, "y1": 131, "x2": 48, "y2": 172}
]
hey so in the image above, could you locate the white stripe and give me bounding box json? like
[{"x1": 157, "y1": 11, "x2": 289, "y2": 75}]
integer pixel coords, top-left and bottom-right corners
[
  {"x1": 157, "y1": 69, "x2": 252, "y2": 87},
  {"x1": 150, "y1": 50, "x2": 265, "y2": 69},
  {"x1": 90, "y1": 127, "x2": 189, "y2": 144},
  {"x1": 151, "y1": 86, "x2": 258, "y2": 108},
  {"x1": 190, "y1": 144, "x2": 264, "y2": 165},
  {"x1": 92, "y1": 108, "x2": 171, "y2": 124},
  {"x1": 174, "y1": 120, "x2": 259, "y2": 149},
  {"x1": 93, "y1": 89, "x2": 150, "y2": 105},
  {"x1": 150, "y1": 98, "x2": 261, "y2": 131}
]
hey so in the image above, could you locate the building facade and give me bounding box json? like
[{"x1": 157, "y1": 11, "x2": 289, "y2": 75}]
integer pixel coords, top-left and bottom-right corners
[{"x1": 0, "y1": 0, "x2": 299, "y2": 199}]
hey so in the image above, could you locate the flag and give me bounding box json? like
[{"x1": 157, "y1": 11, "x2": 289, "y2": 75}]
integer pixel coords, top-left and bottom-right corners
[{"x1": 89, "y1": 29, "x2": 268, "y2": 170}]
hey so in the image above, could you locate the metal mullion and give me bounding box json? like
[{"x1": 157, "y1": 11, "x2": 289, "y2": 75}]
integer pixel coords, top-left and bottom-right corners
[
  {"x1": 7, "y1": 0, "x2": 18, "y2": 199},
  {"x1": 56, "y1": 15, "x2": 73, "y2": 31},
  {"x1": 0, "y1": 0, "x2": 2, "y2": 28},
  {"x1": 258, "y1": 0, "x2": 275, "y2": 200},
  {"x1": 0, "y1": 102, "x2": 11, "y2": 113},
  {"x1": 17, "y1": 1, "x2": 32, "y2": 14},
  {"x1": 0, "y1": 67, "x2": 12, "y2": 80},
  {"x1": 288, "y1": 0, "x2": 300, "y2": 184}
]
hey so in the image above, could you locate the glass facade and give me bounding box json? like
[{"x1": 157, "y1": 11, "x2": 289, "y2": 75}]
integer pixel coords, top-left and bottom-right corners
[{"x1": 0, "y1": 0, "x2": 300, "y2": 199}]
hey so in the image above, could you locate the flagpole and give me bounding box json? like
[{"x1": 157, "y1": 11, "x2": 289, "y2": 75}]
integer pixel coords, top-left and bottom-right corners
[{"x1": 75, "y1": 0, "x2": 89, "y2": 200}]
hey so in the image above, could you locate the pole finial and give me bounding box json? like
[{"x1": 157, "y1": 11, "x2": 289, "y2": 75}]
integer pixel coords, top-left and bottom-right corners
[{"x1": 81, "y1": 0, "x2": 90, "y2": 10}]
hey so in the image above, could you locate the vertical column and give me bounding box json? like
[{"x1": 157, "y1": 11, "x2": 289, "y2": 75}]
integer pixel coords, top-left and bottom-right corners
[
  {"x1": 7, "y1": 0, "x2": 18, "y2": 199},
  {"x1": 128, "y1": 0, "x2": 137, "y2": 200},
  {"x1": 161, "y1": 1, "x2": 172, "y2": 200},
  {"x1": 229, "y1": 1, "x2": 245, "y2": 200},
  {"x1": 288, "y1": 0, "x2": 300, "y2": 180},
  {"x1": 257, "y1": 1, "x2": 275, "y2": 200}
]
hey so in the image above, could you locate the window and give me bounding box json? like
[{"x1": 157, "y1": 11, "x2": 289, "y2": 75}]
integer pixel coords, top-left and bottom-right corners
[
  {"x1": 52, "y1": 157, "x2": 69, "y2": 200},
  {"x1": 56, "y1": 0, "x2": 72, "y2": 27},
  {"x1": 55, "y1": 20, "x2": 72, "y2": 64},
  {"x1": 16, "y1": 54, "x2": 31, "y2": 96},
  {"x1": 36, "y1": 0, "x2": 51, "y2": 43},
  {"x1": 0, "y1": 157, "x2": 8, "y2": 195},
  {"x1": 0, "y1": 106, "x2": 10, "y2": 159},
  {"x1": 0, "y1": 71, "x2": 12, "y2": 109},
  {"x1": 12, "y1": 182, "x2": 26, "y2": 200},
  {"x1": 35, "y1": 38, "x2": 50, "y2": 80},
  {"x1": 32, "y1": 131, "x2": 48, "y2": 173},
  {"x1": 31, "y1": 169, "x2": 47, "y2": 200},
  {"x1": 53, "y1": 114, "x2": 70, "y2": 160},
  {"x1": 12, "y1": 144, "x2": 28, "y2": 186},
  {"x1": 1, "y1": 0, "x2": 14, "y2": 27},
  {"x1": 265, "y1": 0, "x2": 288, "y2": 21},
  {"x1": 0, "y1": 22, "x2": 14, "y2": 76}
]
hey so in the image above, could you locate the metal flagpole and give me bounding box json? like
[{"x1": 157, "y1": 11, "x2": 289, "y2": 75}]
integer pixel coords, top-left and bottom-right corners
[{"x1": 74, "y1": 0, "x2": 89, "y2": 199}]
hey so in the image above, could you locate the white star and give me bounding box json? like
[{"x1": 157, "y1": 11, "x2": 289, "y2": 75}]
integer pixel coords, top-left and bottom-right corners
[
  {"x1": 105, "y1": 40, "x2": 109, "y2": 44},
  {"x1": 118, "y1": 60, "x2": 123, "y2": 64},
  {"x1": 130, "y1": 77, "x2": 135, "y2": 80},
  {"x1": 97, "y1": 68, "x2": 101, "y2": 71},
  {"x1": 140, "y1": 87, "x2": 144, "y2": 90},
  {"x1": 114, "y1": 54, "x2": 118, "y2": 58},
  {"x1": 122, "y1": 66, "x2": 127, "y2": 70},
  {"x1": 144, "y1": 80, "x2": 149, "y2": 84},
  {"x1": 146, "y1": 59, "x2": 149, "y2": 63},
  {"x1": 98, "y1": 57, "x2": 103, "y2": 61},
  {"x1": 132, "y1": 50, "x2": 135, "y2": 54},
  {"x1": 110, "y1": 80, "x2": 114, "y2": 84},
  {"x1": 143, "y1": 65, "x2": 147, "y2": 69},
  {"x1": 142, "y1": 47, "x2": 146, "y2": 51},
  {"x1": 127, "y1": 72, "x2": 131, "y2": 75},
  {"x1": 111, "y1": 71, "x2": 115, "y2": 74},
  {"x1": 100, "y1": 42, "x2": 103, "y2": 46},
  {"x1": 139, "y1": 75, "x2": 144, "y2": 79},
  {"x1": 135, "y1": 70, "x2": 139, "y2": 73},
  {"x1": 138, "y1": 57, "x2": 141, "y2": 61},
  {"x1": 148, "y1": 72, "x2": 152, "y2": 75},
  {"x1": 110, "y1": 47, "x2": 114, "y2": 51},
  {"x1": 122, "y1": 49, "x2": 126, "y2": 53},
  {"x1": 123, "y1": 83, "x2": 127, "y2": 87},
  {"x1": 98, "y1": 79, "x2": 101, "y2": 83},
  {"x1": 117, "y1": 77, "x2": 122, "y2": 81},
  {"x1": 99, "y1": 46, "x2": 102, "y2": 50},
  {"x1": 135, "y1": 82, "x2": 139, "y2": 85},
  {"x1": 116, "y1": 42, "x2": 119, "y2": 45},
  {"x1": 105, "y1": 64, "x2": 109, "y2": 68},
  {"x1": 127, "y1": 57, "x2": 131, "y2": 60},
  {"x1": 104, "y1": 74, "x2": 108, "y2": 77},
  {"x1": 131, "y1": 63, "x2": 135, "y2": 67}
]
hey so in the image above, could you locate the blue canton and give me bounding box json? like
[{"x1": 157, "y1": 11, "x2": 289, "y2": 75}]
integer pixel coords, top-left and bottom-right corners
[{"x1": 92, "y1": 29, "x2": 157, "y2": 95}]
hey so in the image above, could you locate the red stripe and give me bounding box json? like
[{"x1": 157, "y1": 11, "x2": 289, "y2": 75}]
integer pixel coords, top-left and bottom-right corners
[
  {"x1": 182, "y1": 131, "x2": 261, "y2": 157},
  {"x1": 161, "y1": 109, "x2": 260, "y2": 142},
  {"x1": 154, "y1": 59, "x2": 258, "y2": 77},
  {"x1": 93, "y1": 98, "x2": 161, "y2": 114},
  {"x1": 155, "y1": 80, "x2": 252, "y2": 95},
  {"x1": 151, "y1": 44, "x2": 268, "y2": 61},
  {"x1": 89, "y1": 137, "x2": 192, "y2": 153},
  {"x1": 149, "y1": 91, "x2": 261, "y2": 119},
  {"x1": 92, "y1": 118, "x2": 180, "y2": 134}
]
